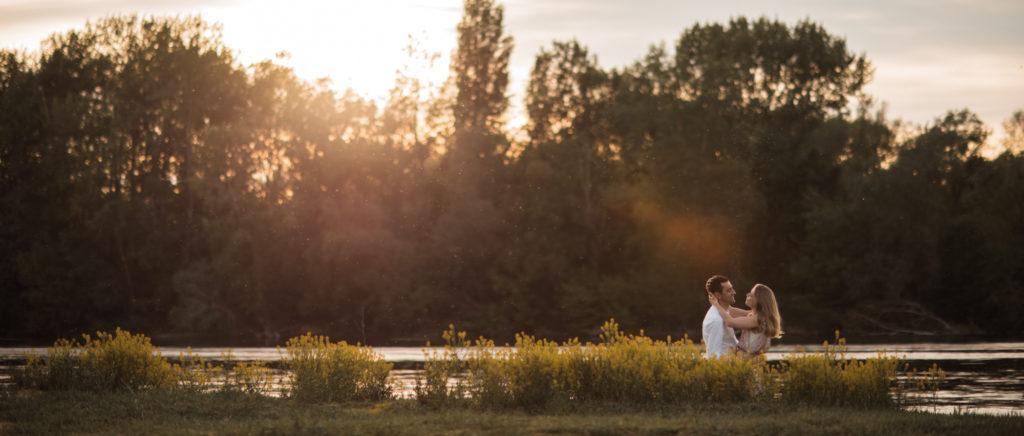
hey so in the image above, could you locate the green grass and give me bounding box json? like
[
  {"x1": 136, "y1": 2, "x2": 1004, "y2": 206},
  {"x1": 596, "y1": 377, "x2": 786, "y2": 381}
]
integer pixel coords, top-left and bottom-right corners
[{"x1": 1, "y1": 390, "x2": 1022, "y2": 435}]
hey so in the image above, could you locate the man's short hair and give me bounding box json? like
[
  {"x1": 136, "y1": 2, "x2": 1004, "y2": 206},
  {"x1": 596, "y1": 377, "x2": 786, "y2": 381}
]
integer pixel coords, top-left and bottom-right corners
[{"x1": 705, "y1": 275, "x2": 730, "y2": 295}]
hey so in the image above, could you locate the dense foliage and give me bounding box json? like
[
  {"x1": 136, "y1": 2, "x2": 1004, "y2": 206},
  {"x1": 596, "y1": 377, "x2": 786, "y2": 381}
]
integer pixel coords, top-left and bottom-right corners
[{"x1": 2, "y1": 1, "x2": 1022, "y2": 343}]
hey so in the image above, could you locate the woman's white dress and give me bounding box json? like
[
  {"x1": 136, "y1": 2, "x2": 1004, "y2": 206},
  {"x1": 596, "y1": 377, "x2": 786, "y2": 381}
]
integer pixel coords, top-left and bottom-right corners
[{"x1": 738, "y1": 329, "x2": 770, "y2": 354}]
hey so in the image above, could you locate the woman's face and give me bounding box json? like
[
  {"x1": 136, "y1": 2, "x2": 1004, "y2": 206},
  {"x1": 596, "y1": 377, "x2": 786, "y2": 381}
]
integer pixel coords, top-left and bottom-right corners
[{"x1": 745, "y1": 289, "x2": 757, "y2": 308}]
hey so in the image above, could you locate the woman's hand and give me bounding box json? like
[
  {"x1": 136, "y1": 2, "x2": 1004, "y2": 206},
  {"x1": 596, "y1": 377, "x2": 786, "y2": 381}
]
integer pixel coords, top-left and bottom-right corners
[{"x1": 707, "y1": 293, "x2": 721, "y2": 308}]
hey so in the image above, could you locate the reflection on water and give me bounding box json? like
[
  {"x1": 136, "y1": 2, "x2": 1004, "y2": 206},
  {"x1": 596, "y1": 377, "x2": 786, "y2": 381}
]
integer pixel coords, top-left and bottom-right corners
[
  {"x1": 3, "y1": 342, "x2": 1019, "y2": 364},
  {"x1": 901, "y1": 369, "x2": 1024, "y2": 416},
  {"x1": 767, "y1": 342, "x2": 1024, "y2": 363},
  {"x1": 2, "y1": 342, "x2": 1022, "y2": 416}
]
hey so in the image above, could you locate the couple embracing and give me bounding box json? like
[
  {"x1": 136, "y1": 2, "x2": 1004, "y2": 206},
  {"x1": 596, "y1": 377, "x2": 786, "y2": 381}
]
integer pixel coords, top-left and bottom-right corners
[{"x1": 701, "y1": 275, "x2": 783, "y2": 358}]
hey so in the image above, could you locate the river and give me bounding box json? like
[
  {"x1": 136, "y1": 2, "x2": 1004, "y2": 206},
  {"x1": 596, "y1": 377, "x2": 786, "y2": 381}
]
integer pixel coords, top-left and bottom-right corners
[{"x1": 2, "y1": 342, "x2": 1021, "y2": 415}]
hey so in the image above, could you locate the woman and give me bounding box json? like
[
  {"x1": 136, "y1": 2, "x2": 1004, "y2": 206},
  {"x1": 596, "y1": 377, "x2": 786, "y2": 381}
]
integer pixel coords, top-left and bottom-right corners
[{"x1": 709, "y1": 283, "x2": 783, "y2": 356}]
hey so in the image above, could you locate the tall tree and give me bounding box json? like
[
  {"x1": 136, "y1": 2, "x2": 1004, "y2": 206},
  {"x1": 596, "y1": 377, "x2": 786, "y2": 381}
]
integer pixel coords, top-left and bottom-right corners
[
  {"x1": 450, "y1": 0, "x2": 513, "y2": 157},
  {"x1": 1003, "y1": 109, "x2": 1024, "y2": 155},
  {"x1": 418, "y1": 0, "x2": 515, "y2": 336}
]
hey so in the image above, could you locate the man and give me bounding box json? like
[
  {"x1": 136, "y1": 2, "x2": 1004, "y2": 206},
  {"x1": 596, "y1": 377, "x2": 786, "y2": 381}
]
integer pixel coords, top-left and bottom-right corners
[{"x1": 702, "y1": 275, "x2": 742, "y2": 358}]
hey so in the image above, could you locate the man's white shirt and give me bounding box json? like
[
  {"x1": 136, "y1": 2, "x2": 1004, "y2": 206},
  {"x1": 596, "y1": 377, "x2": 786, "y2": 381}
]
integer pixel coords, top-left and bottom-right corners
[{"x1": 702, "y1": 306, "x2": 738, "y2": 358}]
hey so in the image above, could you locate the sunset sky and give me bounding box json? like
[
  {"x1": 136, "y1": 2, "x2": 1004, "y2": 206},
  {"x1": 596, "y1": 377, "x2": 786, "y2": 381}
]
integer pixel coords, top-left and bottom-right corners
[{"x1": 2, "y1": 0, "x2": 1022, "y2": 148}]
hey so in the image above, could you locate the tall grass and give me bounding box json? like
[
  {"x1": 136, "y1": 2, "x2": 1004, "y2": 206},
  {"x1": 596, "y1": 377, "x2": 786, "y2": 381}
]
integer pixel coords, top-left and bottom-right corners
[
  {"x1": 217, "y1": 350, "x2": 273, "y2": 395},
  {"x1": 282, "y1": 333, "x2": 393, "y2": 403},
  {"x1": 418, "y1": 320, "x2": 770, "y2": 410},
  {"x1": 12, "y1": 324, "x2": 941, "y2": 411},
  {"x1": 780, "y1": 332, "x2": 946, "y2": 408},
  {"x1": 16, "y1": 329, "x2": 391, "y2": 403},
  {"x1": 416, "y1": 321, "x2": 939, "y2": 410},
  {"x1": 174, "y1": 347, "x2": 223, "y2": 393},
  {"x1": 17, "y1": 328, "x2": 178, "y2": 392},
  {"x1": 414, "y1": 325, "x2": 470, "y2": 407},
  {"x1": 15, "y1": 330, "x2": 279, "y2": 396}
]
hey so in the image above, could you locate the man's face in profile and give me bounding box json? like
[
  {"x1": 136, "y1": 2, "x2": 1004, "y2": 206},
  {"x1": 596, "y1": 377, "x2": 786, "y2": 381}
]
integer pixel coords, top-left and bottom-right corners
[{"x1": 716, "y1": 280, "x2": 736, "y2": 306}]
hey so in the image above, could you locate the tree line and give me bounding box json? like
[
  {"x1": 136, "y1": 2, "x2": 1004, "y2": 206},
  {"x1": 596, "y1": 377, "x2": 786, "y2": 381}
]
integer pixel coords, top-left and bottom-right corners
[{"x1": 2, "y1": 1, "x2": 1022, "y2": 344}]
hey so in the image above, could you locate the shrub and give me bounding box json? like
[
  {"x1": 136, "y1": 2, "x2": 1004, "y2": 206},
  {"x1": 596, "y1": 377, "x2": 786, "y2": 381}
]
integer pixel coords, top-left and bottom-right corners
[
  {"x1": 780, "y1": 351, "x2": 844, "y2": 405},
  {"x1": 421, "y1": 321, "x2": 920, "y2": 411},
  {"x1": 415, "y1": 325, "x2": 470, "y2": 408},
  {"x1": 558, "y1": 320, "x2": 756, "y2": 405},
  {"x1": 283, "y1": 333, "x2": 393, "y2": 403},
  {"x1": 463, "y1": 336, "x2": 511, "y2": 408},
  {"x1": 11, "y1": 323, "x2": 933, "y2": 411},
  {"x1": 17, "y1": 328, "x2": 178, "y2": 392},
  {"x1": 780, "y1": 333, "x2": 912, "y2": 408},
  {"x1": 16, "y1": 339, "x2": 77, "y2": 391},
  {"x1": 466, "y1": 334, "x2": 567, "y2": 410},
  {"x1": 435, "y1": 320, "x2": 763, "y2": 410}
]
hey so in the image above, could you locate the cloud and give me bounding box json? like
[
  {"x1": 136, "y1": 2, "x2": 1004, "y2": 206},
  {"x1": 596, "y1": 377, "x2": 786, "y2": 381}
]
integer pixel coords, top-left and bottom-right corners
[
  {"x1": 0, "y1": 0, "x2": 233, "y2": 27},
  {"x1": 500, "y1": 0, "x2": 1023, "y2": 138},
  {"x1": 2, "y1": 0, "x2": 1020, "y2": 140},
  {"x1": 869, "y1": 50, "x2": 1024, "y2": 132}
]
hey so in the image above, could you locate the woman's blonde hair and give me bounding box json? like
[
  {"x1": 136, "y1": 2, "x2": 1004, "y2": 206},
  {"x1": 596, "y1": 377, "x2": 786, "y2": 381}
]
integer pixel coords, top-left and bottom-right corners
[{"x1": 752, "y1": 284, "x2": 783, "y2": 339}]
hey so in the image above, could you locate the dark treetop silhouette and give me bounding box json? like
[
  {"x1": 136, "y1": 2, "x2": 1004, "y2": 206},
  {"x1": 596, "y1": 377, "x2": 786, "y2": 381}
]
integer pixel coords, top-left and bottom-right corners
[{"x1": 1, "y1": 1, "x2": 1022, "y2": 344}]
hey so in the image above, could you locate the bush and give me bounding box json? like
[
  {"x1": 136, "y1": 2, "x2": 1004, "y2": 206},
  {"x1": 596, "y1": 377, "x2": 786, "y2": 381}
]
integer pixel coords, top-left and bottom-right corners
[
  {"x1": 16, "y1": 328, "x2": 178, "y2": 392},
  {"x1": 780, "y1": 333, "x2": 913, "y2": 408},
  {"x1": 425, "y1": 320, "x2": 766, "y2": 410},
  {"x1": 283, "y1": 333, "x2": 393, "y2": 403},
  {"x1": 418, "y1": 321, "x2": 924, "y2": 411},
  {"x1": 465, "y1": 333, "x2": 566, "y2": 410},
  {"x1": 16, "y1": 339, "x2": 77, "y2": 391},
  {"x1": 11, "y1": 324, "x2": 936, "y2": 411},
  {"x1": 415, "y1": 325, "x2": 470, "y2": 408}
]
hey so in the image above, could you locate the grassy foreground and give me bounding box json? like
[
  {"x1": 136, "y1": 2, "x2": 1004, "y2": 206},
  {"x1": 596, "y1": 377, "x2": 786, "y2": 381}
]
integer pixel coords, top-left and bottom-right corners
[{"x1": 1, "y1": 391, "x2": 1022, "y2": 435}]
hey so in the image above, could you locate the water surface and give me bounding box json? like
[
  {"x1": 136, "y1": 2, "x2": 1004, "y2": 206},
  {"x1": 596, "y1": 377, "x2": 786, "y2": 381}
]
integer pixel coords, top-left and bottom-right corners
[{"x1": 2, "y1": 342, "x2": 1021, "y2": 415}]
